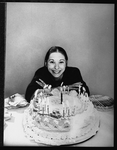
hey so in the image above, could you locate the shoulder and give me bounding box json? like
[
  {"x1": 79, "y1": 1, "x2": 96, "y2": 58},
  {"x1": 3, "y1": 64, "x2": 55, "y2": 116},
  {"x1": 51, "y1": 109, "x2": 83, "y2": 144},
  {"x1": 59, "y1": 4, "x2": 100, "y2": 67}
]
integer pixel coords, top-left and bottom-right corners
[
  {"x1": 35, "y1": 66, "x2": 48, "y2": 75},
  {"x1": 63, "y1": 66, "x2": 83, "y2": 84},
  {"x1": 65, "y1": 66, "x2": 80, "y2": 73}
]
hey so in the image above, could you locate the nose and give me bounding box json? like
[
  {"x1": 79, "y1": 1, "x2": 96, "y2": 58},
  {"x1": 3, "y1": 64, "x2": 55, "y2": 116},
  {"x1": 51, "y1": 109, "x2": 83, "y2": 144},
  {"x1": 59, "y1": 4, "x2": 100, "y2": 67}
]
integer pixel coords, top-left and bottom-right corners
[{"x1": 54, "y1": 63, "x2": 59, "y2": 69}]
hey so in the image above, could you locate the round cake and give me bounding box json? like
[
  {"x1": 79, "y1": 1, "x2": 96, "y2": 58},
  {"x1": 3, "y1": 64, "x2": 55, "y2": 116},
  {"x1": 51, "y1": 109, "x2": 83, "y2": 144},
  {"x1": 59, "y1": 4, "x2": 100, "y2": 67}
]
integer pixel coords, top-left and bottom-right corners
[{"x1": 23, "y1": 85, "x2": 100, "y2": 146}]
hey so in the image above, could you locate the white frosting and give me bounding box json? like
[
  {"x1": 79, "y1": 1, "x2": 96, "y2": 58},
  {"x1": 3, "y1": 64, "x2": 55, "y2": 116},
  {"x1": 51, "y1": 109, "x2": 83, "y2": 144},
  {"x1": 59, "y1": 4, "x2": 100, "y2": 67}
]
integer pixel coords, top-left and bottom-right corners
[{"x1": 22, "y1": 87, "x2": 100, "y2": 145}]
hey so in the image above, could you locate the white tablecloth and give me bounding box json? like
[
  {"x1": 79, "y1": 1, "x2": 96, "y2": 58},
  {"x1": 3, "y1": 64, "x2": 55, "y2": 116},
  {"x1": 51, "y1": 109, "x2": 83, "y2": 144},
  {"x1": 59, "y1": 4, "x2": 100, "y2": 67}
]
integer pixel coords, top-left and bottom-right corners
[{"x1": 4, "y1": 107, "x2": 114, "y2": 147}]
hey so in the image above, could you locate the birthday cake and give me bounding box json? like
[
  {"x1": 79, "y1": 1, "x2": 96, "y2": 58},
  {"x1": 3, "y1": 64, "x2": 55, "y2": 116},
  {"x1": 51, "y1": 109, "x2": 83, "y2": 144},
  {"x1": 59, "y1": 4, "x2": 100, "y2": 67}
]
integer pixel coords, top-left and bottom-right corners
[{"x1": 23, "y1": 84, "x2": 100, "y2": 146}]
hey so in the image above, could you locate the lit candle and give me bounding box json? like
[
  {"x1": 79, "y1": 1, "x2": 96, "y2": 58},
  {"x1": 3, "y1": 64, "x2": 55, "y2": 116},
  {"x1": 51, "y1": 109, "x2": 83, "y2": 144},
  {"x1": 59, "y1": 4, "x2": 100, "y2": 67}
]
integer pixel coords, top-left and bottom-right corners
[
  {"x1": 34, "y1": 89, "x2": 39, "y2": 98},
  {"x1": 79, "y1": 85, "x2": 81, "y2": 95},
  {"x1": 63, "y1": 86, "x2": 66, "y2": 93},
  {"x1": 80, "y1": 93, "x2": 83, "y2": 101},
  {"x1": 83, "y1": 87, "x2": 86, "y2": 95}
]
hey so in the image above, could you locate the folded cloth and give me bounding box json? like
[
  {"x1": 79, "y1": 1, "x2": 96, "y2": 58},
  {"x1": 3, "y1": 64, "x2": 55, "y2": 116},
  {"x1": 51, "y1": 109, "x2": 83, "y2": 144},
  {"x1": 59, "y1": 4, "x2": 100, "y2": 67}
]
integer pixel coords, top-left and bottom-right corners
[
  {"x1": 4, "y1": 108, "x2": 12, "y2": 129},
  {"x1": 4, "y1": 93, "x2": 29, "y2": 109},
  {"x1": 89, "y1": 95, "x2": 114, "y2": 111},
  {"x1": 4, "y1": 108, "x2": 12, "y2": 121}
]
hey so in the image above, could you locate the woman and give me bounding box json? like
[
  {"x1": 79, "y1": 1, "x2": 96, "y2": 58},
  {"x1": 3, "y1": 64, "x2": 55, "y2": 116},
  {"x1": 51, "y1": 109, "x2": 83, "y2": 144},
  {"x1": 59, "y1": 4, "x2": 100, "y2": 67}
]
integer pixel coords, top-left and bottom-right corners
[{"x1": 25, "y1": 46, "x2": 90, "y2": 102}]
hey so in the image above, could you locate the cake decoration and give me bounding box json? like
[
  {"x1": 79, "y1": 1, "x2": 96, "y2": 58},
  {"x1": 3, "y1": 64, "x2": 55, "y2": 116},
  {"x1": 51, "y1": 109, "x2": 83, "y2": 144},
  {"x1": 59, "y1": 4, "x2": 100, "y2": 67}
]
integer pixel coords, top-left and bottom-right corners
[{"x1": 22, "y1": 83, "x2": 100, "y2": 146}]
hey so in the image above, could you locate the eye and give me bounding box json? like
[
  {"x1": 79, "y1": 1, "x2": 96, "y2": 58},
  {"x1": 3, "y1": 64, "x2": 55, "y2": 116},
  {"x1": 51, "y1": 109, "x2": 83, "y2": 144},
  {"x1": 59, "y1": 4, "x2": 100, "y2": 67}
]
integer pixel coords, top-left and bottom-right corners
[
  {"x1": 59, "y1": 61, "x2": 64, "y2": 64},
  {"x1": 48, "y1": 60, "x2": 54, "y2": 64},
  {"x1": 59, "y1": 60, "x2": 65, "y2": 64}
]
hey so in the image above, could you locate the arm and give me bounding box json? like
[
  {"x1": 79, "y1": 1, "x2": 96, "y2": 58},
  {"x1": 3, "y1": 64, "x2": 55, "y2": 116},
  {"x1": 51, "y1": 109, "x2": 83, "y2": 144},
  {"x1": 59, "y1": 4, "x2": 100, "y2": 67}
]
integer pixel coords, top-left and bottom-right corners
[
  {"x1": 65, "y1": 67, "x2": 90, "y2": 96},
  {"x1": 74, "y1": 68, "x2": 90, "y2": 96},
  {"x1": 25, "y1": 71, "x2": 43, "y2": 102}
]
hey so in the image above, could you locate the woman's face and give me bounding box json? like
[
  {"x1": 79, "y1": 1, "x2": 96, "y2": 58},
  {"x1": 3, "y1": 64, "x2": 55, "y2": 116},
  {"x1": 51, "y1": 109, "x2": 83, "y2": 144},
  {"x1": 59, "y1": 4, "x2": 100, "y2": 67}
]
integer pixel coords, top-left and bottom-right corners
[{"x1": 47, "y1": 52, "x2": 66, "y2": 78}]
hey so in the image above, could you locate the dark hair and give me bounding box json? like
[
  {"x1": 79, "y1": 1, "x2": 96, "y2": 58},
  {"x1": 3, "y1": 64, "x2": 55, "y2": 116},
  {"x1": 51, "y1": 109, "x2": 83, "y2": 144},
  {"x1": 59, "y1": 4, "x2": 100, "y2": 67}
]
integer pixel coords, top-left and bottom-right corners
[{"x1": 44, "y1": 46, "x2": 68, "y2": 66}]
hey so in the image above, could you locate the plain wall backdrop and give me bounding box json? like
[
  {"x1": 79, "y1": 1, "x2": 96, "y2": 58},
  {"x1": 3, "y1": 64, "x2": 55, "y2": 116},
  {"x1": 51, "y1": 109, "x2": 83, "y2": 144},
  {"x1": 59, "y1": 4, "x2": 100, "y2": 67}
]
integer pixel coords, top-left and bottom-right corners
[{"x1": 4, "y1": 3, "x2": 114, "y2": 99}]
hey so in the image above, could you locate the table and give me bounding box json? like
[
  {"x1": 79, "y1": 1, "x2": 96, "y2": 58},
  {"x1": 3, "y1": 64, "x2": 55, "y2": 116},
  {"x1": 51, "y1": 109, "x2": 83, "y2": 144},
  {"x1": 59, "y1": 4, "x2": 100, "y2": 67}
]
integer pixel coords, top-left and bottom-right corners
[{"x1": 3, "y1": 106, "x2": 114, "y2": 147}]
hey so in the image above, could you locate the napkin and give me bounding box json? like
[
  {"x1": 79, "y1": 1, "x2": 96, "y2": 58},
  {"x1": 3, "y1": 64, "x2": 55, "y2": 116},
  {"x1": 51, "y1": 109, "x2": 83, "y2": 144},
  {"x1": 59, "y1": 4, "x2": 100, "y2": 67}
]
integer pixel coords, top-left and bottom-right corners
[
  {"x1": 4, "y1": 93, "x2": 29, "y2": 109},
  {"x1": 90, "y1": 95, "x2": 114, "y2": 111}
]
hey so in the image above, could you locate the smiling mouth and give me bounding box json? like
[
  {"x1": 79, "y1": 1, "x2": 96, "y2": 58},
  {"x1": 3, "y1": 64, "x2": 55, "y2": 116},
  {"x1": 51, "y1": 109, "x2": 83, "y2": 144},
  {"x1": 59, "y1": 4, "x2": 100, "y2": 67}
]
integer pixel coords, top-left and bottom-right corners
[{"x1": 52, "y1": 70, "x2": 61, "y2": 74}]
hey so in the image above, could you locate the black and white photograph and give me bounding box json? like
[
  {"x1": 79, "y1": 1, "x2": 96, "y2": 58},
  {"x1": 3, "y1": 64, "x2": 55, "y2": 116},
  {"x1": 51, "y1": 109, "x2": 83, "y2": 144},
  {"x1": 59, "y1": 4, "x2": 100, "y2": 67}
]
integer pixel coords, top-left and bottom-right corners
[{"x1": 3, "y1": 2, "x2": 114, "y2": 147}]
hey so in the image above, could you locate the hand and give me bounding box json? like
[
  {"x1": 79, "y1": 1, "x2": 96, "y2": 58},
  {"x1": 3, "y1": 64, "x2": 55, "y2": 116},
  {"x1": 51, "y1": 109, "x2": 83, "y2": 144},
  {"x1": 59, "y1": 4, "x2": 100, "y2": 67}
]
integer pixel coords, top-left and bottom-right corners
[
  {"x1": 43, "y1": 84, "x2": 52, "y2": 90},
  {"x1": 71, "y1": 82, "x2": 83, "y2": 86},
  {"x1": 60, "y1": 85, "x2": 69, "y2": 92},
  {"x1": 36, "y1": 79, "x2": 52, "y2": 90}
]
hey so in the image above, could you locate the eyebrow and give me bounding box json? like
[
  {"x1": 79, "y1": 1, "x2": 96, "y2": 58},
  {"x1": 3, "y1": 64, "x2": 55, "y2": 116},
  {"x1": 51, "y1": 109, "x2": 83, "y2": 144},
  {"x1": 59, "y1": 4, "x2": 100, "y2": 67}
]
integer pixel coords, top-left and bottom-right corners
[{"x1": 48, "y1": 59, "x2": 65, "y2": 61}]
